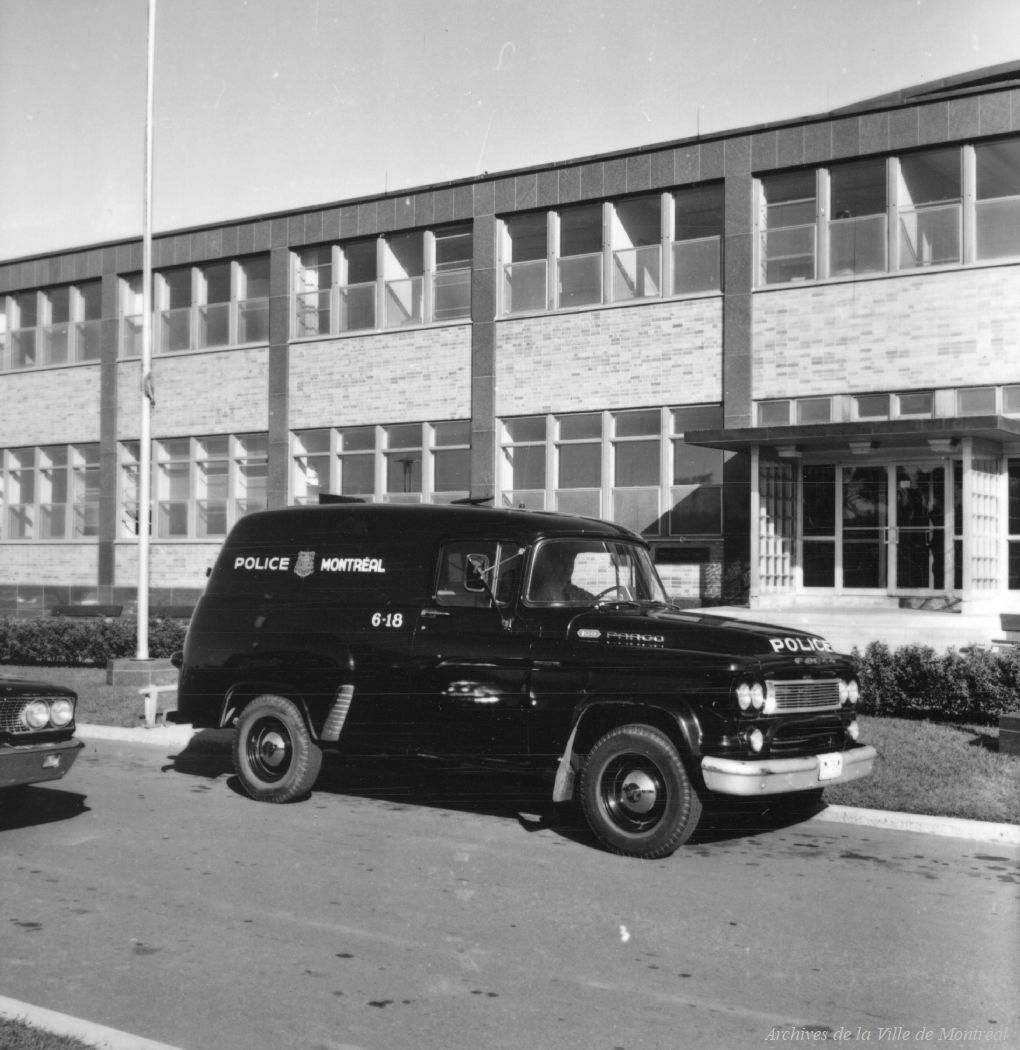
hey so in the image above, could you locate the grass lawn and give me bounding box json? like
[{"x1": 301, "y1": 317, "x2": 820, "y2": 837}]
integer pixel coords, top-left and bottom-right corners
[
  {"x1": 0, "y1": 1017, "x2": 97, "y2": 1050},
  {"x1": 5, "y1": 665, "x2": 1019, "y2": 825}
]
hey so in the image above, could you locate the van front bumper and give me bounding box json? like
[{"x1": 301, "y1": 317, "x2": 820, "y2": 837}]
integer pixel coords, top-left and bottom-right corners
[{"x1": 701, "y1": 744, "x2": 877, "y2": 797}]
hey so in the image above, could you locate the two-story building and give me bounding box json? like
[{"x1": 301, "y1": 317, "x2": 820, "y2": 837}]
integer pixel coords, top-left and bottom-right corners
[{"x1": 1, "y1": 61, "x2": 1019, "y2": 627}]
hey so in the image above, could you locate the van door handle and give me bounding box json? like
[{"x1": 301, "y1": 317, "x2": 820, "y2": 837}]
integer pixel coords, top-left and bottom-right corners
[{"x1": 421, "y1": 608, "x2": 451, "y2": 619}]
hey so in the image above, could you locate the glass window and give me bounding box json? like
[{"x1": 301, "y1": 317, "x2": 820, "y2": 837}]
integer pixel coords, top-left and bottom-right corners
[
  {"x1": 293, "y1": 430, "x2": 331, "y2": 504},
  {"x1": 976, "y1": 139, "x2": 1020, "y2": 260},
  {"x1": 673, "y1": 184, "x2": 723, "y2": 293},
  {"x1": 802, "y1": 465, "x2": 836, "y2": 587},
  {"x1": 295, "y1": 246, "x2": 333, "y2": 337},
  {"x1": 898, "y1": 148, "x2": 961, "y2": 269},
  {"x1": 11, "y1": 291, "x2": 38, "y2": 368},
  {"x1": 612, "y1": 195, "x2": 661, "y2": 302},
  {"x1": 854, "y1": 393, "x2": 890, "y2": 419},
  {"x1": 1, "y1": 443, "x2": 100, "y2": 540},
  {"x1": 830, "y1": 159, "x2": 887, "y2": 275},
  {"x1": 761, "y1": 171, "x2": 816, "y2": 284},
  {"x1": 1009, "y1": 459, "x2": 1020, "y2": 590},
  {"x1": 384, "y1": 424, "x2": 423, "y2": 498},
  {"x1": 339, "y1": 426, "x2": 376, "y2": 497},
  {"x1": 758, "y1": 400, "x2": 792, "y2": 426},
  {"x1": 797, "y1": 398, "x2": 832, "y2": 424},
  {"x1": 896, "y1": 391, "x2": 933, "y2": 417},
  {"x1": 432, "y1": 420, "x2": 471, "y2": 495},
  {"x1": 558, "y1": 204, "x2": 602, "y2": 308},
  {"x1": 957, "y1": 387, "x2": 997, "y2": 414},
  {"x1": 238, "y1": 256, "x2": 270, "y2": 343},
  {"x1": 341, "y1": 239, "x2": 377, "y2": 332},
  {"x1": 434, "y1": 224, "x2": 472, "y2": 322},
  {"x1": 160, "y1": 268, "x2": 194, "y2": 352},
  {"x1": 1004, "y1": 385, "x2": 1020, "y2": 415},
  {"x1": 199, "y1": 262, "x2": 232, "y2": 349},
  {"x1": 383, "y1": 232, "x2": 424, "y2": 328}
]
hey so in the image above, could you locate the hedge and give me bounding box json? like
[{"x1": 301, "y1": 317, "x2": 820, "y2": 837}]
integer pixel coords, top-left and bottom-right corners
[
  {"x1": 852, "y1": 641, "x2": 1020, "y2": 725},
  {"x1": 0, "y1": 617, "x2": 187, "y2": 668}
]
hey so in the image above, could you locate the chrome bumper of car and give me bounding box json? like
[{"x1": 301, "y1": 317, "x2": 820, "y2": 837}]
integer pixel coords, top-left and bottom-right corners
[
  {"x1": 701, "y1": 744, "x2": 877, "y2": 797},
  {"x1": 0, "y1": 738, "x2": 84, "y2": 790}
]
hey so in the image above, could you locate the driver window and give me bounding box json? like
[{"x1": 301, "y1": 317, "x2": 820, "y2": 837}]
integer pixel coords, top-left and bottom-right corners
[{"x1": 435, "y1": 542, "x2": 497, "y2": 607}]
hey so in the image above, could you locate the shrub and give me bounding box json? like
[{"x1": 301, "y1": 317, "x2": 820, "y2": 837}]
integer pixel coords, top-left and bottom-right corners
[
  {"x1": 852, "y1": 641, "x2": 1020, "y2": 725},
  {"x1": 0, "y1": 617, "x2": 186, "y2": 667}
]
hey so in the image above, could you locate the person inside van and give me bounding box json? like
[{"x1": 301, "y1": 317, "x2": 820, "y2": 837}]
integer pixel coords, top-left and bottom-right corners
[{"x1": 529, "y1": 542, "x2": 594, "y2": 604}]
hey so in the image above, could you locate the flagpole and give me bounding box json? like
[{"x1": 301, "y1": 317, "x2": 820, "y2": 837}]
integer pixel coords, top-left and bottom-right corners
[{"x1": 136, "y1": 0, "x2": 156, "y2": 660}]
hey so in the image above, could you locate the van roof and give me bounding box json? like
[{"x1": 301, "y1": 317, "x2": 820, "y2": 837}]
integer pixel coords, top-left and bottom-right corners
[{"x1": 225, "y1": 502, "x2": 642, "y2": 546}]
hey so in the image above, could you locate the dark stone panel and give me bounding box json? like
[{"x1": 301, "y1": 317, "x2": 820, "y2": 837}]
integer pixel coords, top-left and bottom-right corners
[
  {"x1": 494, "y1": 178, "x2": 516, "y2": 214},
  {"x1": 830, "y1": 117, "x2": 861, "y2": 159},
  {"x1": 473, "y1": 180, "x2": 496, "y2": 217},
  {"x1": 649, "y1": 149, "x2": 674, "y2": 189},
  {"x1": 776, "y1": 126, "x2": 805, "y2": 168},
  {"x1": 804, "y1": 122, "x2": 832, "y2": 165},
  {"x1": 204, "y1": 228, "x2": 224, "y2": 259},
  {"x1": 375, "y1": 197, "x2": 397, "y2": 233},
  {"x1": 473, "y1": 214, "x2": 498, "y2": 271},
  {"x1": 947, "y1": 96, "x2": 981, "y2": 141},
  {"x1": 889, "y1": 107, "x2": 920, "y2": 150},
  {"x1": 357, "y1": 199, "x2": 379, "y2": 235},
  {"x1": 580, "y1": 162, "x2": 604, "y2": 199},
  {"x1": 220, "y1": 226, "x2": 239, "y2": 258},
  {"x1": 236, "y1": 224, "x2": 254, "y2": 255},
  {"x1": 979, "y1": 92, "x2": 1014, "y2": 136},
  {"x1": 559, "y1": 166, "x2": 582, "y2": 203},
  {"x1": 701, "y1": 140, "x2": 725, "y2": 180},
  {"x1": 724, "y1": 137, "x2": 751, "y2": 176},
  {"x1": 270, "y1": 218, "x2": 290, "y2": 248},
  {"x1": 339, "y1": 204, "x2": 360, "y2": 236},
  {"x1": 101, "y1": 246, "x2": 118, "y2": 274},
  {"x1": 603, "y1": 157, "x2": 628, "y2": 196},
  {"x1": 433, "y1": 188, "x2": 455, "y2": 223},
  {"x1": 674, "y1": 145, "x2": 699, "y2": 184},
  {"x1": 472, "y1": 268, "x2": 496, "y2": 323},
  {"x1": 287, "y1": 215, "x2": 304, "y2": 245},
  {"x1": 303, "y1": 211, "x2": 325, "y2": 244},
  {"x1": 322, "y1": 208, "x2": 341, "y2": 241},
  {"x1": 515, "y1": 172, "x2": 539, "y2": 210},
  {"x1": 453, "y1": 184, "x2": 474, "y2": 219},
  {"x1": 537, "y1": 169, "x2": 560, "y2": 207},
  {"x1": 253, "y1": 222, "x2": 272, "y2": 251},
  {"x1": 413, "y1": 193, "x2": 436, "y2": 228},
  {"x1": 394, "y1": 194, "x2": 416, "y2": 229},
  {"x1": 751, "y1": 132, "x2": 778, "y2": 172},
  {"x1": 918, "y1": 101, "x2": 950, "y2": 144},
  {"x1": 859, "y1": 112, "x2": 889, "y2": 156},
  {"x1": 626, "y1": 153, "x2": 652, "y2": 192}
]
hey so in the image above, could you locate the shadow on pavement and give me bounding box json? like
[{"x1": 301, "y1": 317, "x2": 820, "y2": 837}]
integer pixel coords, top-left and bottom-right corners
[
  {"x1": 161, "y1": 733, "x2": 821, "y2": 853},
  {"x1": 0, "y1": 785, "x2": 89, "y2": 831}
]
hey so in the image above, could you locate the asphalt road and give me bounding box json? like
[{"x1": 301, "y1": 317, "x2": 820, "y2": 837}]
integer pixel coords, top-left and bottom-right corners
[{"x1": 1, "y1": 736, "x2": 1017, "y2": 1050}]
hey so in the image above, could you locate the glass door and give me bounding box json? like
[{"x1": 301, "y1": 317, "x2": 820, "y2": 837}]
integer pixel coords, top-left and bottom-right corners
[
  {"x1": 841, "y1": 465, "x2": 888, "y2": 588},
  {"x1": 893, "y1": 464, "x2": 945, "y2": 591}
]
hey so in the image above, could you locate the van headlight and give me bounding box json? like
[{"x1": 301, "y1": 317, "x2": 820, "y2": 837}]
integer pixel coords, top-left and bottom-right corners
[
  {"x1": 735, "y1": 680, "x2": 766, "y2": 712},
  {"x1": 839, "y1": 678, "x2": 861, "y2": 706}
]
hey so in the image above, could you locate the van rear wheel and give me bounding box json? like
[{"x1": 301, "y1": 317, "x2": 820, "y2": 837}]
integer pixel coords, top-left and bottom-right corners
[
  {"x1": 580, "y1": 724, "x2": 702, "y2": 859},
  {"x1": 233, "y1": 695, "x2": 322, "y2": 803}
]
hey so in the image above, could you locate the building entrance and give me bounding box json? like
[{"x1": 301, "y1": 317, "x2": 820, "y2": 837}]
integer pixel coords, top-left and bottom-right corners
[{"x1": 843, "y1": 462, "x2": 948, "y2": 592}]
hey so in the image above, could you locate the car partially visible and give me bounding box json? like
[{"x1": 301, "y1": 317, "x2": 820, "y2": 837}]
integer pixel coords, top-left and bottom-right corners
[{"x1": 0, "y1": 675, "x2": 84, "y2": 794}]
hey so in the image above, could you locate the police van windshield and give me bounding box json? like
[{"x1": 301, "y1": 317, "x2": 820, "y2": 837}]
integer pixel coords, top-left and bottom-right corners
[{"x1": 525, "y1": 538, "x2": 668, "y2": 607}]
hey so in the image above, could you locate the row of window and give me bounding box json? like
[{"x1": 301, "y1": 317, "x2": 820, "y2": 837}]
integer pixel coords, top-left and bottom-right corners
[
  {"x1": 758, "y1": 385, "x2": 1020, "y2": 427},
  {"x1": 498, "y1": 406, "x2": 729, "y2": 537},
  {"x1": 500, "y1": 186, "x2": 723, "y2": 314},
  {"x1": 0, "y1": 409, "x2": 728, "y2": 541},
  {"x1": 0, "y1": 281, "x2": 102, "y2": 371},
  {"x1": 759, "y1": 137, "x2": 1020, "y2": 284},
  {"x1": 293, "y1": 225, "x2": 472, "y2": 337},
  {"x1": 0, "y1": 444, "x2": 100, "y2": 539}
]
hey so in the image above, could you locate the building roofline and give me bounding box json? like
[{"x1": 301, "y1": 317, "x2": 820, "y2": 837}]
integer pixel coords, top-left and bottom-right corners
[{"x1": 4, "y1": 60, "x2": 1020, "y2": 268}]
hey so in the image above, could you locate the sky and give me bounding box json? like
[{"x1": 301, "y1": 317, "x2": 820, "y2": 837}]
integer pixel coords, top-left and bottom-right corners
[{"x1": 1, "y1": 0, "x2": 1019, "y2": 261}]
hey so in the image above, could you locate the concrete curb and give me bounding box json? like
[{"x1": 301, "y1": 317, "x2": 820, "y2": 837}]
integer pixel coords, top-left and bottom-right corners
[
  {"x1": 0, "y1": 994, "x2": 187, "y2": 1050},
  {"x1": 76, "y1": 723, "x2": 1020, "y2": 847}
]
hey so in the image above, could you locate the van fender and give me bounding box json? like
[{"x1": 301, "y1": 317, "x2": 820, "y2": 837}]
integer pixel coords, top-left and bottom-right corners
[
  {"x1": 551, "y1": 698, "x2": 703, "y2": 803},
  {"x1": 222, "y1": 682, "x2": 317, "y2": 737}
]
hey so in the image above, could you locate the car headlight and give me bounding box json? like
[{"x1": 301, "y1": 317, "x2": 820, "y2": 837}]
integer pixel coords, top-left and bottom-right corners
[
  {"x1": 736, "y1": 682, "x2": 752, "y2": 711},
  {"x1": 21, "y1": 701, "x2": 51, "y2": 729},
  {"x1": 49, "y1": 698, "x2": 75, "y2": 727}
]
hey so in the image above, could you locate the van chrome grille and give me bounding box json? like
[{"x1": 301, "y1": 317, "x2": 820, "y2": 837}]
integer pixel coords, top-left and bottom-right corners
[{"x1": 770, "y1": 679, "x2": 842, "y2": 714}]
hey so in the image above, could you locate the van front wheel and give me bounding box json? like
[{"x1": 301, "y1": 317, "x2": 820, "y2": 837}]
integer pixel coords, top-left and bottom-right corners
[
  {"x1": 580, "y1": 724, "x2": 702, "y2": 859},
  {"x1": 233, "y1": 695, "x2": 322, "y2": 803}
]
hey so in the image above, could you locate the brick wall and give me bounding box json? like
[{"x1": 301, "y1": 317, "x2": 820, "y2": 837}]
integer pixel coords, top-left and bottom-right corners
[
  {"x1": 0, "y1": 366, "x2": 102, "y2": 445},
  {"x1": 495, "y1": 297, "x2": 723, "y2": 416},
  {"x1": 0, "y1": 544, "x2": 100, "y2": 586},
  {"x1": 115, "y1": 541, "x2": 220, "y2": 591},
  {"x1": 116, "y1": 347, "x2": 270, "y2": 438},
  {"x1": 753, "y1": 266, "x2": 1020, "y2": 399},
  {"x1": 289, "y1": 326, "x2": 472, "y2": 428}
]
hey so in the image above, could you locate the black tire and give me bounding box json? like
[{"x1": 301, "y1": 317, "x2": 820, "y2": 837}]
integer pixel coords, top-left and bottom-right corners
[
  {"x1": 579, "y1": 724, "x2": 702, "y2": 859},
  {"x1": 233, "y1": 695, "x2": 323, "y2": 803}
]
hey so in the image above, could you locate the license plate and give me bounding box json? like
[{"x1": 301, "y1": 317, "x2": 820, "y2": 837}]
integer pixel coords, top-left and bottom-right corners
[
  {"x1": 42, "y1": 755, "x2": 62, "y2": 770},
  {"x1": 817, "y1": 753, "x2": 843, "y2": 781}
]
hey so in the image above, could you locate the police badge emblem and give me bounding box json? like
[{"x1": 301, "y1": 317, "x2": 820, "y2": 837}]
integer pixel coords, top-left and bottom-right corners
[{"x1": 293, "y1": 550, "x2": 316, "y2": 578}]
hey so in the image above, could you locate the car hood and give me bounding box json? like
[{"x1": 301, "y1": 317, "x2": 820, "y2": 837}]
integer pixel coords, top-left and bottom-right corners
[
  {"x1": 566, "y1": 607, "x2": 844, "y2": 659},
  {"x1": 0, "y1": 676, "x2": 77, "y2": 698}
]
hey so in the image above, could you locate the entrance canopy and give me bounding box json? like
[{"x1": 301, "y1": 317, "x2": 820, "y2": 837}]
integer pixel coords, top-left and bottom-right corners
[{"x1": 684, "y1": 415, "x2": 1020, "y2": 455}]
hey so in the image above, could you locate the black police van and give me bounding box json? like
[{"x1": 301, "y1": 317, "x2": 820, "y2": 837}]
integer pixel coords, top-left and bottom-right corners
[{"x1": 173, "y1": 502, "x2": 875, "y2": 858}]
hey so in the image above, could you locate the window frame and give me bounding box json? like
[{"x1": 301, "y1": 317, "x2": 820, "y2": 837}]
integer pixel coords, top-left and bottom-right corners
[
  {"x1": 0, "y1": 443, "x2": 101, "y2": 540},
  {"x1": 1, "y1": 280, "x2": 102, "y2": 372}
]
